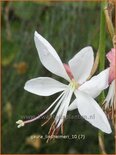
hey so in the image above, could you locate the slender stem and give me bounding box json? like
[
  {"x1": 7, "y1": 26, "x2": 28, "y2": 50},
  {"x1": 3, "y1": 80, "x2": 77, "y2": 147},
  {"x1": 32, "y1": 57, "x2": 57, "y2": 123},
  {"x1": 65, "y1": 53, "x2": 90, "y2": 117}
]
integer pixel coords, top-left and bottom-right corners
[
  {"x1": 98, "y1": 3, "x2": 106, "y2": 73},
  {"x1": 98, "y1": 2, "x2": 107, "y2": 154},
  {"x1": 98, "y1": 131, "x2": 106, "y2": 154}
]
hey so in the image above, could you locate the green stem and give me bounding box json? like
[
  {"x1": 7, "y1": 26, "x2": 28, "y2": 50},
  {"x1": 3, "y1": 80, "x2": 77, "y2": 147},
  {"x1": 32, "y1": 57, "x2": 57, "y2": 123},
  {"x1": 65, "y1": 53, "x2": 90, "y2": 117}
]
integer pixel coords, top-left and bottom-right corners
[
  {"x1": 98, "y1": 2, "x2": 107, "y2": 154},
  {"x1": 98, "y1": 1, "x2": 107, "y2": 100}
]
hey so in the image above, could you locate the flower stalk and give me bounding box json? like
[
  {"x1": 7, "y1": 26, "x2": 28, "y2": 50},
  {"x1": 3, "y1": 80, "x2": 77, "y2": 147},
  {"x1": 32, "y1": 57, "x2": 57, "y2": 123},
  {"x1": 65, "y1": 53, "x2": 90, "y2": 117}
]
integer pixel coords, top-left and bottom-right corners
[{"x1": 98, "y1": 2, "x2": 107, "y2": 154}]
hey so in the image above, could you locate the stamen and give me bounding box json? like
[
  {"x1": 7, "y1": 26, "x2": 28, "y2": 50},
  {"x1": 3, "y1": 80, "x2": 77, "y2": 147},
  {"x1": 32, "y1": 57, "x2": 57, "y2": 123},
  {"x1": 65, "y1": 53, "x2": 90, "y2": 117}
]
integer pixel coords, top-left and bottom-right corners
[
  {"x1": 50, "y1": 89, "x2": 68, "y2": 115},
  {"x1": 48, "y1": 121, "x2": 56, "y2": 135},
  {"x1": 112, "y1": 100, "x2": 114, "y2": 125},
  {"x1": 56, "y1": 89, "x2": 73, "y2": 128},
  {"x1": 47, "y1": 127, "x2": 60, "y2": 143},
  {"x1": 46, "y1": 121, "x2": 56, "y2": 143},
  {"x1": 55, "y1": 90, "x2": 69, "y2": 125},
  {"x1": 19, "y1": 91, "x2": 65, "y2": 125},
  {"x1": 46, "y1": 119, "x2": 65, "y2": 143},
  {"x1": 55, "y1": 127, "x2": 60, "y2": 135},
  {"x1": 61, "y1": 122, "x2": 64, "y2": 135},
  {"x1": 41, "y1": 116, "x2": 52, "y2": 127}
]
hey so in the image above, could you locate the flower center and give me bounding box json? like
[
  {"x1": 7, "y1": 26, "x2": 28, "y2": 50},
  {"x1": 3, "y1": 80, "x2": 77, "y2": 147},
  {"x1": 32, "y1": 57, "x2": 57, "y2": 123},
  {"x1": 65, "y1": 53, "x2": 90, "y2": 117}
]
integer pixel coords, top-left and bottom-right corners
[{"x1": 69, "y1": 79, "x2": 80, "y2": 91}]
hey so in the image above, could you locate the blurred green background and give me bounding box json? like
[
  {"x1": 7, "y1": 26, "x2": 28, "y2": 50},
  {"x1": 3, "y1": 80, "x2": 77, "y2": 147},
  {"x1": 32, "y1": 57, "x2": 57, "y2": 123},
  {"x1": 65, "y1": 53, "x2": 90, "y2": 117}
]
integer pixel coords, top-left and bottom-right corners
[{"x1": 2, "y1": 1, "x2": 114, "y2": 154}]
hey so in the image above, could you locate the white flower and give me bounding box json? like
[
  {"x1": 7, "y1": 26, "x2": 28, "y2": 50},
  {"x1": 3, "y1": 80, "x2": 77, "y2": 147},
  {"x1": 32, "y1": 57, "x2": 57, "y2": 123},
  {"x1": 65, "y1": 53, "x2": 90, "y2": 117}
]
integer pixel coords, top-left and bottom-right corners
[{"x1": 17, "y1": 31, "x2": 112, "y2": 134}]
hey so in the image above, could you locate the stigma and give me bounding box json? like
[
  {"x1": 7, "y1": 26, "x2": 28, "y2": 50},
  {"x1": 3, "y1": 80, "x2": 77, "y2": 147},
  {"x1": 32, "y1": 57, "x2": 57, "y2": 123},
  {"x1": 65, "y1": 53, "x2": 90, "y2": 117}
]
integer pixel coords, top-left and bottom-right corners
[{"x1": 16, "y1": 120, "x2": 25, "y2": 128}]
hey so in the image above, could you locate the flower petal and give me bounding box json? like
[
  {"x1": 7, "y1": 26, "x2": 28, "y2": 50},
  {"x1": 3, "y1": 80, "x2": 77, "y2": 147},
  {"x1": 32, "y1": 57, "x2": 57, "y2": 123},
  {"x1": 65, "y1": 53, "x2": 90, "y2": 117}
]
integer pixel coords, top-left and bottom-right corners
[
  {"x1": 79, "y1": 68, "x2": 110, "y2": 98},
  {"x1": 68, "y1": 99, "x2": 77, "y2": 111},
  {"x1": 34, "y1": 31, "x2": 70, "y2": 81},
  {"x1": 74, "y1": 90, "x2": 112, "y2": 134},
  {"x1": 104, "y1": 79, "x2": 115, "y2": 109},
  {"x1": 69, "y1": 46, "x2": 94, "y2": 84},
  {"x1": 24, "y1": 77, "x2": 68, "y2": 96}
]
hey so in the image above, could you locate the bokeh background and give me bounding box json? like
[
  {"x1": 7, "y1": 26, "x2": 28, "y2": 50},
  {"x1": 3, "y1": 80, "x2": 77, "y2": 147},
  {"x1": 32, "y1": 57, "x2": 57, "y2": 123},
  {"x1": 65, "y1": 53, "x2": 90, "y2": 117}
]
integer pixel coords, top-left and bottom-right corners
[{"x1": 2, "y1": 1, "x2": 114, "y2": 154}]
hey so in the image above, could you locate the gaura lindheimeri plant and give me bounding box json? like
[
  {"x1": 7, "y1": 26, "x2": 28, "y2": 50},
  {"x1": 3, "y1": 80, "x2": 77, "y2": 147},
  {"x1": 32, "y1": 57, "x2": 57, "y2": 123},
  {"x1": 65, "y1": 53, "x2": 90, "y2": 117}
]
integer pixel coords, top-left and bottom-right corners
[
  {"x1": 16, "y1": 31, "x2": 112, "y2": 136},
  {"x1": 104, "y1": 48, "x2": 116, "y2": 121}
]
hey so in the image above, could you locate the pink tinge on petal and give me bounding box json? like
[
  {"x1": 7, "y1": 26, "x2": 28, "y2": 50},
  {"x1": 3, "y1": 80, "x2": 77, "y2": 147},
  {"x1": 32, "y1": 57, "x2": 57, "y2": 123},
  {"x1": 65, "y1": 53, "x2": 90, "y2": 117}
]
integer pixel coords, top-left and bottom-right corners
[
  {"x1": 106, "y1": 48, "x2": 115, "y2": 63},
  {"x1": 63, "y1": 64, "x2": 74, "y2": 80},
  {"x1": 106, "y1": 48, "x2": 116, "y2": 83}
]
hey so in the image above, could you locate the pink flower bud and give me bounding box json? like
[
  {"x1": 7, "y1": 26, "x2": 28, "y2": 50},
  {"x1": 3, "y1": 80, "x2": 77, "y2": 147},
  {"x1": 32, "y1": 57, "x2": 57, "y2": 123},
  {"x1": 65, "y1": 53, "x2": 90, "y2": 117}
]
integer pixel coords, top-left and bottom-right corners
[{"x1": 106, "y1": 48, "x2": 116, "y2": 83}]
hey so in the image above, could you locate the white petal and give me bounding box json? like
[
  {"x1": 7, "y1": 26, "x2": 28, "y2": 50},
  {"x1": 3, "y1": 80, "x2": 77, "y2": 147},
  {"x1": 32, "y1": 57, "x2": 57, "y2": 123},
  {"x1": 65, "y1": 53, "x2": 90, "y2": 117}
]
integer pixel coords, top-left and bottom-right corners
[
  {"x1": 74, "y1": 90, "x2": 112, "y2": 134},
  {"x1": 34, "y1": 31, "x2": 70, "y2": 81},
  {"x1": 24, "y1": 77, "x2": 68, "y2": 96},
  {"x1": 79, "y1": 68, "x2": 110, "y2": 98},
  {"x1": 69, "y1": 46, "x2": 94, "y2": 84},
  {"x1": 104, "y1": 79, "x2": 115, "y2": 109},
  {"x1": 68, "y1": 99, "x2": 77, "y2": 111}
]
